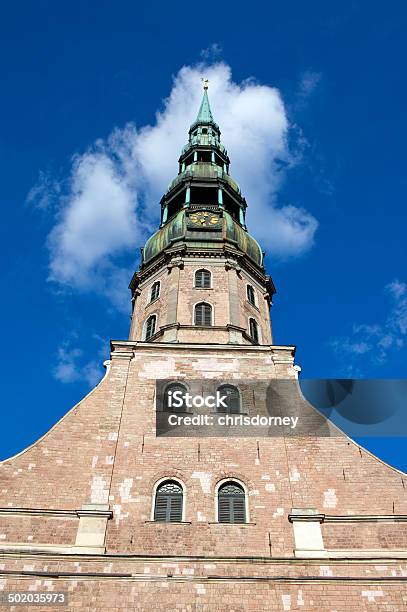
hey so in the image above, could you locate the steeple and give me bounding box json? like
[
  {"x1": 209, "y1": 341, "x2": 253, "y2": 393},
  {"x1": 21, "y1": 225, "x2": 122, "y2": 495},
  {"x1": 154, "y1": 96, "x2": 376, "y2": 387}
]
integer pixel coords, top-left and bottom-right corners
[
  {"x1": 190, "y1": 79, "x2": 217, "y2": 129},
  {"x1": 128, "y1": 81, "x2": 275, "y2": 347},
  {"x1": 130, "y1": 81, "x2": 275, "y2": 345},
  {"x1": 156, "y1": 82, "x2": 248, "y2": 230}
]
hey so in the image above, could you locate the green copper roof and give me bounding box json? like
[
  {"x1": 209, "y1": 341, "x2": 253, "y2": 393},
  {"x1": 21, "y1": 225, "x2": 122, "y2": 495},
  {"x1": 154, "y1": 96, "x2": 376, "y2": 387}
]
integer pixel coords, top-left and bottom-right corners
[
  {"x1": 194, "y1": 89, "x2": 214, "y2": 124},
  {"x1": 143, "y1": 210, "x2": 186, "y2": 263},
  {"x1": 189, "y1": 87, "x2": 219, "y2": 132},
  {"x1": 142, "y1": 209, "x2": 263, "y2": 267}
]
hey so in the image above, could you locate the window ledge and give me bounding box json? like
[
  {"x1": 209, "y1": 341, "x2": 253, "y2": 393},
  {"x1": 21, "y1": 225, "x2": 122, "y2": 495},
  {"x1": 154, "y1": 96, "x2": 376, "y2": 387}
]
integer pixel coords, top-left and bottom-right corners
[
  {"x1": 144, "y1": 521, "x2": 191, "y2": 525},
  {"x1": 194, "y1": 287, "x2": 213, "y2": 290},
  {"x1": 208, "y1": 522, "x2": 256, "y2": 526},
  {"x1": 246, "y1": 301, "x2": 260, "y2": 311},
  {"x1": 146, "y1": 297, "x2": 160, "y2": 308}
]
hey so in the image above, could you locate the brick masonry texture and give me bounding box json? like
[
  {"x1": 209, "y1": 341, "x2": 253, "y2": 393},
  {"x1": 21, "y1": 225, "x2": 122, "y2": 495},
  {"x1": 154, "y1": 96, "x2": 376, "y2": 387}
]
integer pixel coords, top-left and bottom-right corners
[
  {"x1": 5, "y1": 83, "x2": 406, "y2": 608},
  {"x1": 0, "y1": 341, "x2": 406, "y2": 609},
  {"x1": 129, "y1": 257, "x2": 273, "y2": 345}
]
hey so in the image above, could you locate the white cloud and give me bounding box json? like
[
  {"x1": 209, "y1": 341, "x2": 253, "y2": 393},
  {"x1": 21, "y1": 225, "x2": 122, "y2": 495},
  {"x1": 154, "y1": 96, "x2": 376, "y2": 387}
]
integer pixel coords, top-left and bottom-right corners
[
  {"x1": 386, "y1": 280, "x2": 407, "y2": 335},
  {"x1": 26, "y1": 170, "x2": 61, "y2": 210},
  {"x1": 200, "y1": 43, "x2": 223, "y2": 61},
  {"x1": 54, "y1": 345, "x2": 83, "y2": 383},
  {"x1": 47, "y1": 149, "x2": 144, "y2": 288},
  {"x1": 53, "y1": 335, "x2": 107, "y2": 386},
  {"x1": 298, "y1": 70, "x2": 322, "y2": 99},
  {"x1": 387, "y1": 279, "x2": 407, "y2": 302},
  {"x1": 331, "y1": 279, "x2": 407, "y2": 370},
  {"x1": 30, "y1": 61, "x2": 318, "y2": 307}
]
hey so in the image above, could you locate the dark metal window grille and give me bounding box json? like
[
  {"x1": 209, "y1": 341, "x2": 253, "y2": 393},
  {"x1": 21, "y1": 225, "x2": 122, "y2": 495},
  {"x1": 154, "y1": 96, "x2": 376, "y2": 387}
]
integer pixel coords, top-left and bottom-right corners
[
  {"x1": 247, "y1": 285, "x2": 256, "y2": 306},
  {"x1": 154, "y1": 481, "x2": 183, "y2": 522},
  {"x1": 249, "y1": 318, "x2": 259, "y2": 343},
  {"x1": 151, "y1": 281, "x2": 160, "y2": 302},
  {"x1": 194, "y1": 302, "x2": 212, "y2": 326},
  {"x1": 163, "y1": 383, "x2": 188, "y2": 412},
  {"x1": 218, "y1": 482, "x2": 246, "y2": 523},
  {"x1": 217, "y1": 385, "x2": 240, "y2": 414},
  {"x1": 195, "y1": 269, "x2": 211, "y2": 288},
  {"x1": 145, "y1": 315, "x2": 156, "y2": 340}
]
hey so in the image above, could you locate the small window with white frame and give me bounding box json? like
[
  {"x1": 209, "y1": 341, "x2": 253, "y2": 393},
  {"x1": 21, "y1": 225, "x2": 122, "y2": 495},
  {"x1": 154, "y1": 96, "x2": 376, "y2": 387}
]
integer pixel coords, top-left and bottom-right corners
[
  {"x1": 144, "y1": 314, "x2": 157, "y2": 340},
  {"x1": 150, "y1": 281, "x2": 160, "y2": 302},
  {"x1": 249, "y1": 317, "x2": 259, "y2": 343},
  {"x1": 194, "y1": 302, "x2": 213, "y2": 326},
  {"x1": 247, "y1": 284, "x2": 256, "y2": 307},
  {"x1": 194, "y1": 269, "x2": 211, "y2": 289}
]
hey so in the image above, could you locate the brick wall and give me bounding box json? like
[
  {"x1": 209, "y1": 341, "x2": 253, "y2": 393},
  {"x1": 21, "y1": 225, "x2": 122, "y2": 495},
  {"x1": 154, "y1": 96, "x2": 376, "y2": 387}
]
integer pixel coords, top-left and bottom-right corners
[
  {"x1": 0, "y1": 342, "x2": 406, "y2": 609},
  {"x1": 129, "y1": 255, "x2": 272, "y2": 345},
  {"x1": 0, "y1": 556, "x2": 406, "y2": 610}
]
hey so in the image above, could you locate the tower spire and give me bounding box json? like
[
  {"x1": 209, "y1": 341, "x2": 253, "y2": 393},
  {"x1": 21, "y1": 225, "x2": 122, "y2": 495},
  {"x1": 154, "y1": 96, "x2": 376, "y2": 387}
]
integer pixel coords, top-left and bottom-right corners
[
  {"x1": 191, "y1": 80, "x2": 216, "y2": 129},
  {"x1": 129, "y1": 80, "x2": 274, "y2": 347}
]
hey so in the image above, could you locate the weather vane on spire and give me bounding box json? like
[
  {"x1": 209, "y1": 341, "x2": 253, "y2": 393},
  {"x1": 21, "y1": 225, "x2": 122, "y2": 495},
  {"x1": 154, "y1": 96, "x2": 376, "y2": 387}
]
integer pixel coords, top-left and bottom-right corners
[{"x1": 202, "y1": 78, "x2": 209, "y2": 90}]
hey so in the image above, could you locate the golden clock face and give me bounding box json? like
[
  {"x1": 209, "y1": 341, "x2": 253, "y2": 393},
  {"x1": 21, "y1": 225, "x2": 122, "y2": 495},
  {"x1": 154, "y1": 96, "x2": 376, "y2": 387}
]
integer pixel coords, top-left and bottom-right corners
[{"x1": 189, "y1": 211, "x2": 220, "y2": 227}]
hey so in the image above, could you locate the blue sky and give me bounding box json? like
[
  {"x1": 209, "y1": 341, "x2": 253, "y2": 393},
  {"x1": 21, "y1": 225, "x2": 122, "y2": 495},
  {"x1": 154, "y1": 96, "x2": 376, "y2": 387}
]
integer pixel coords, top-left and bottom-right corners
[{"x1": 1, "y1": 1, "x2": 407, "y2": 469}]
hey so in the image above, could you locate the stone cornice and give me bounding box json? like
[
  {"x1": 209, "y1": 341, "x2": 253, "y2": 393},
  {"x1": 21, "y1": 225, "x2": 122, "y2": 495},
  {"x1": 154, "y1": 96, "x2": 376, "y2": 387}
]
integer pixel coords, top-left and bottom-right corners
[
  {"x1": 174, "y1": 324, "x2": 237, "y2": 331},
  {"x1": 1, "y1": 551, "x2": 407, "y2": 565},
  {"x1": 110, "y1": 350, "x2": 134, "y2": 361},
  {"x1": 324, "y1": 514, "x2": 407, "y2": 523},
  {"x1": 1, "y1": 567, "x2": 407, "y2": 581},
  {"x1": 111, "y1": 339, "x2": 296, "y2": 355},
  {"x1": 0, "y1": 507, "x2": 113, "y2": 519},
  {"x1": 136, "y1": 244, "x2": 269, "y2": 287},
  {"x1": 289, "y1": 512, "x2": 407, "y2": 523}
]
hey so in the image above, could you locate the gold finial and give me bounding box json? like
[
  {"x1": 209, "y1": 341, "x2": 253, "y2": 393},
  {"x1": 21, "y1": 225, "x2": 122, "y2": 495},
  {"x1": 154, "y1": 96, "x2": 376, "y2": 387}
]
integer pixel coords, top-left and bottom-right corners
[{"x1": 202, "y1": 78, "x2": 209, "y2": 90}]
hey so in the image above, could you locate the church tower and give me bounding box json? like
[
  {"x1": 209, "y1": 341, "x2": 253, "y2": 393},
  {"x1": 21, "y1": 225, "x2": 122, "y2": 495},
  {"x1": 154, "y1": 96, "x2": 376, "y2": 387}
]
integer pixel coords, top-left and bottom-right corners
[
  {"x1": 0, "y1": 84, "x2": 406, "y2": 611},
  {"x1": 129, "y1": 81, "x2": 274, "y2": 348}
]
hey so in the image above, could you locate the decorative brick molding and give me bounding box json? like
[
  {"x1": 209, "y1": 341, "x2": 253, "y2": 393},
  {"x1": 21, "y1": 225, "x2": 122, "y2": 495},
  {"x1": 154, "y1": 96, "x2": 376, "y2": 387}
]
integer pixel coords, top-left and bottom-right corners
[
  {"x1": 289, "y1": 511, "x2": 407, "y2": 523},
  {"x1": 288, "y1": 509, "x2": 407, "y2": 559},
  {"x1": 0, "y1": 505, "x2": 112, "y2": 554},
  {"x1": 166, "y1": 257, "x2": 184, "y2": 271},
  {"x1": 288, "y1": 508, "x2": 327, "y2": 558}
]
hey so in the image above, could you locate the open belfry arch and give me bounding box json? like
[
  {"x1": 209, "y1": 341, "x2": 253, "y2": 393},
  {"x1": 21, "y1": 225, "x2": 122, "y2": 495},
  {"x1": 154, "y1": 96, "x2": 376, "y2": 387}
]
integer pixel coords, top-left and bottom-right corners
[{"x1": 0, "y1": 83, "x2": 406, "y2": 610}]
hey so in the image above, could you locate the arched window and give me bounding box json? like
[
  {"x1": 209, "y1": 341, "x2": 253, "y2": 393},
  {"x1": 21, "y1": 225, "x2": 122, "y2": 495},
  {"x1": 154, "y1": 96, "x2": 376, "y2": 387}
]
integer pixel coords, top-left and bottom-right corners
[
  {"x1": 249, "y1": 318, "x2": 259, "y2": 343},
  {"x1": 194, "y1": 302, "x2": 212, "y2": 326},
  {"x1": 154, "y1": 481, "x2": 183, "y2": 522},
  {"x1": 218, "y1": 481, "x2": 246, "y2": 523},
  {"x1": 163, "y1": 382, "x2": 188, "y2": 413},
  {"x1": 247, "y1": 284, "x2": 256, "y2": 306},
  {"x1": 145, "y1": 315, "x2": 157, "y2": 340},
  {"x1": 195, "y1": 269, "x2": 211, "y2": 288},
  {"x1": 217, "y1": 385, "x2": 240, "y2": 414},
  {"x1": 150, "y1": 281, "x2": 160, "y2": 302}
]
